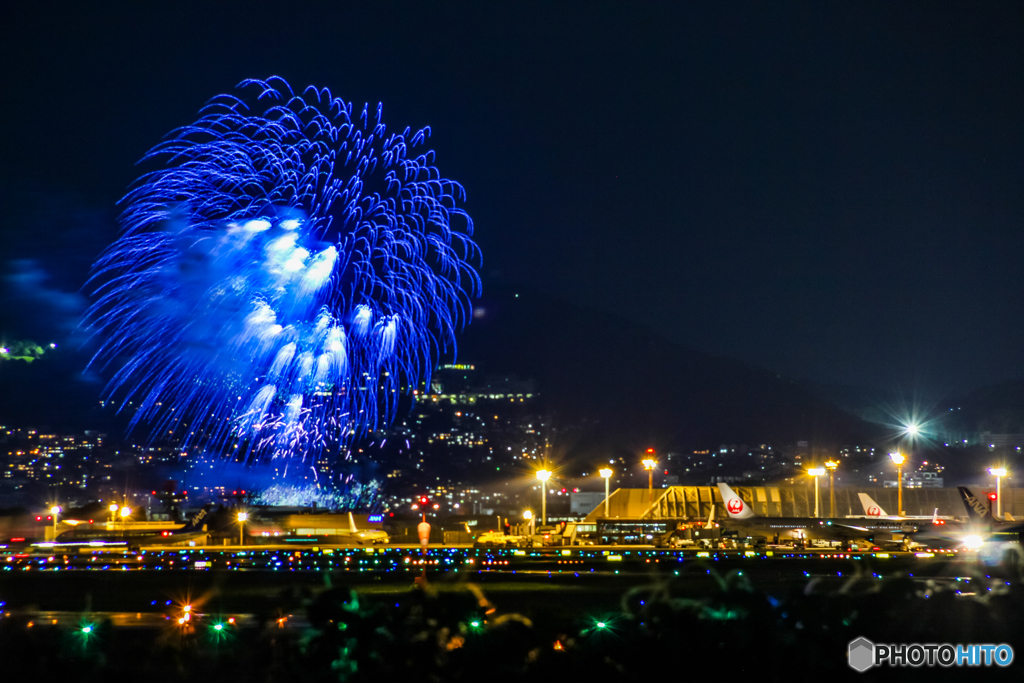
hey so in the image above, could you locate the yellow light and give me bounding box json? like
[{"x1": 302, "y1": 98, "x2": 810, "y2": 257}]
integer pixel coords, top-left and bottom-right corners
[
  {"x1": 120, "y1": 507, "x2": 132, "y2": 518},
  {"x1": 536, "y1": 469, "x2": 551, "y2": 482},
  {"x1": 962, "y1": 535, "x2": 984, "y2": 550},
  {"x1": 599, "y1": 468, "x2": 613, "y2": 478},
  {"x1": 890, "y1": 452, "x2": 905, "y2": 466},
  {"x1": 824, "y1": 461, "x2": 839, "y2": 471},
  {"x1": 49, "y1": 506, "x2": 61, "y2": 515},
  {"x1": 642, "y1": 459, "x2": 657, "y2": 470},
  {"x1": 807, "y1": 468, "x2": 825, "y2": 476},
  {"x1": 989, "y1": 468, "x2": 1007, "y2": 477},
  {"x1": 237, "y1": 512, "x2": 249, "y2": 522},
  {"x1": 183, "y1": 605, "x2": 192, "y2": 612},
  {"x1": 522, "y1": 510, "x2": 533, "y2": 520},
  {"x1": 108, "y1": 504, "x2": 119, "y2": 513}
]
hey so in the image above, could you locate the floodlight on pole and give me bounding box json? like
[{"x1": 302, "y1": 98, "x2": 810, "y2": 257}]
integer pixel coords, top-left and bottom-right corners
[
  {"x1": 642, "y1": 451, "x2": 657, "y2": 504},
  {"x1": 237, "y1": 511, "x2": 248, "y2": 546},
  {"x1": 599, "y1": 468, "x2": 613, "y2": 517},
  {"x1": 537, "y1": 469, "x2": 551, "y2": 525},
  {"x1": 890, "y1": 452, "x2": 906, "y2": 516},
  {"x1": 824, "y1": 460, "x2": 839, "y2": 518},
  {"x1": 808, "y1": 468, "x2": 825, "y2": 518},
  {"x1": 989, "y1": 468, "x2": 1007, "y2": 520},
  {"x1": 50, "y1": 505, "x2": 61, "y2": 538}
]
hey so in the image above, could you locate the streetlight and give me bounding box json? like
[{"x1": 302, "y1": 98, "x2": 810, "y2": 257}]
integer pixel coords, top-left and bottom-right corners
[
  {"x1": 824, "y1": 460, "x2": 839, "y2": 518},
  {"x1": 108, "y1": 503, "x2": 119, "y2": 524},
  {"x1": 642, "y1": 452, "x2": 657, "y2": 504},
  {"x1": 49, "y1": 505, "x2": 61, "y2": 540},
  {"x1": 599, "y1": 468, "x2": 613, "y2": 517},
  {"x1": 808, "y1": 468, "x2": 825, "y2": 518},
  {"x1": 536, "y1": 470, "x2": 551, "y2": 526},
  {"x1": 890, "y1": 452, "x2": 906, "y2": 516},
  {"x1": 237, "y1": 511, "x2": 248, "y2": 546},
  {"x1": 987, "y1": 466, "x2": 1003, "y2": 520}
]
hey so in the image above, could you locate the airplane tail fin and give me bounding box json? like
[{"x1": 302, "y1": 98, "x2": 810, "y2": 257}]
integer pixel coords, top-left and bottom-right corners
[
  {"x1": 858, "y1": 492, "x2": 887, "y2": 517},
  {"x1": 703, "y1": 503, "x2": 715, "y2": 529},
  {"x1": 180, "y1": 504, "x2": 213, "y2": 533},
  {"x1": 716, "y1": 482, "x2": 756, "y2": 519},
  {"x1": 958, "y1": 486, "x2": 992, "y2": 523},
  {"x1": 932, "y1": 508, "x2": 939, "y2": 524},
  {"x1": 348, "y1": 511, "x2": 359, "y2": 533}
]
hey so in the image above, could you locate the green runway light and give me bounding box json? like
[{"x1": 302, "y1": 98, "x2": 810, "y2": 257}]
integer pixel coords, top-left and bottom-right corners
[
  {"x1": 213, "y1": 623, "x2": 223, "y2": 631},
  {"x1": 470, "y1": 621, "x2": 480, "y2": 627},
  {"x1": 81, "y1": 626, "x2": 92, "y2": 634},
  {"x1": 596, "y1": 622, "x2": 606, "y2": 629}
]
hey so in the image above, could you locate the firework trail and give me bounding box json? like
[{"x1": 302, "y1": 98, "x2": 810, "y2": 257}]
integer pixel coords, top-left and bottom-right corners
[{"x1": 87, "y1": 77, "x2": 480, "y2": 466}]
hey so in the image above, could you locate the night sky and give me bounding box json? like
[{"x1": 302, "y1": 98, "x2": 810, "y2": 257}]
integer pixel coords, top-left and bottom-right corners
[{"x1": 1, "y1": 2, "x2": 1022, "y2": 398}]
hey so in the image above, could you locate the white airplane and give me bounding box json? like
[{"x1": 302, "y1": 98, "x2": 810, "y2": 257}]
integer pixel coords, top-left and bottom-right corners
[
  {"x1": 856, "y1": 493, "x2": 955, "y2": 522},
  {"x1": 340, "y1": 512, "x2": 389, "y2": 544},
  {"x1": 716, "y1": 482, "x2": 917, "y2": 543}
]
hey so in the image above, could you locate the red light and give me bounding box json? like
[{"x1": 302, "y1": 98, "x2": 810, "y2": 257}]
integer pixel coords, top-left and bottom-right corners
[
  {"x1": 646, "y1": 448, "x2": 655, "y2": 454},
  {"x1": 989, "y1": 493, "x2": 998, "y2": 501},
  {"x1": 151, "y1": 491, "x2": 157, "y2": 495},
  {"x1": 46, "y1": 516, "x2": 52, "y2": 521},
  {"x1": 10, "y1": 537, "x2": 24, "y2": 542},
  {"x1": 35, "y1": 516, "x2": 41, "y2": 521}
]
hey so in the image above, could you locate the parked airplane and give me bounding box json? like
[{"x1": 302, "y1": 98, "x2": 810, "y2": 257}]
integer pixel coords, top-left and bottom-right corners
[
  {"x1": 856, "y1": 493, "x2": 955, "y2": 522},
  {"x1": 337, "y1": 512, "x2": 389, "y2": 545},
  {"x1": 38, "y1": 505, "x2": 215, "y2": 549},
  {"x1": 716, "y1": 483, "x2": 918, "y2": 547}
]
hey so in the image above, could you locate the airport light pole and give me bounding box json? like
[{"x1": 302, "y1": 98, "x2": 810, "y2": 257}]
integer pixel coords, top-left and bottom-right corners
[
  {"x1": 50, "y1": 505, "x2": 61, "y2": 540},
  {"x1": 537, "y1": 470, "x2": 551, "y2": 526},
  {"x1": 237, "y1": 511, "x2": 248, "y2": 546},
  {"x1": 642, "y1": 454, "x2": 657, "y2": 505},
  {"x1": 808, "y1": 469, "x2": 825, "y2": 517},
  {"x1": 987, "y1": 471, "x2": 1003, "y2": 518},
  {"x1": 825, "y1": 460, "x2": 839, "y2": 518},
  {"x1": 890, "y1": 452, "x2": 906, "y2": 516},
  {"x1": 109, "y1": 503, "x2": 119, "y2": 525},
  {"x1": 599, "y1": 468, "x2": 613, "y2": 517}
]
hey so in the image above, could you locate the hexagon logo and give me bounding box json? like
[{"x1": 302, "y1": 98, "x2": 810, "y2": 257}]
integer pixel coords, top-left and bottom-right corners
[{"x1": 848, "y1": 637, "x2": 875, "y2": 672}]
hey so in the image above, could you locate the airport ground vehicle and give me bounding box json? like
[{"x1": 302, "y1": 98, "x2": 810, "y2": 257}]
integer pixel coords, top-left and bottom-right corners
[{"x1": 473, "y1": 530, "x2": 530, "y2": 548}]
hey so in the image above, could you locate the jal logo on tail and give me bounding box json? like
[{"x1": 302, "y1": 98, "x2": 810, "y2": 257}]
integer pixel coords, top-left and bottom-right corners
[
  {"x1": 867, "y1": 506, "x2": 881, "y2": 516},
  {"x1": 727, "y1": 498, "x2": 744, "y2": 514}
]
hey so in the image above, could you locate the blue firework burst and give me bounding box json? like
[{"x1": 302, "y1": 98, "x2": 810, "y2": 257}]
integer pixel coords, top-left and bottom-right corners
[{"x1": 87, "y1": 77, "x2": 480, "y2": 464}]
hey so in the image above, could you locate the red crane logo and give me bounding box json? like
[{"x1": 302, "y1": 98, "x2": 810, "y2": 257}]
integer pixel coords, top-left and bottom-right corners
[
  {"x1": 727, "y1": 498, "x2": 744, "y2": 514},
  {"x1": 867, "y1": 506, "x2": 881, "y2": 516}
]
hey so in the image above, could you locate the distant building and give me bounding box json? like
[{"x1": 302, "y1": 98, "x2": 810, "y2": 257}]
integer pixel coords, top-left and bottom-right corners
[
  {"x1": 884, "y1": 471, "x2": 943, "y2": 489},
  {"x1": 570, "y1": 492, "x2": 606, "y2": 516}
]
